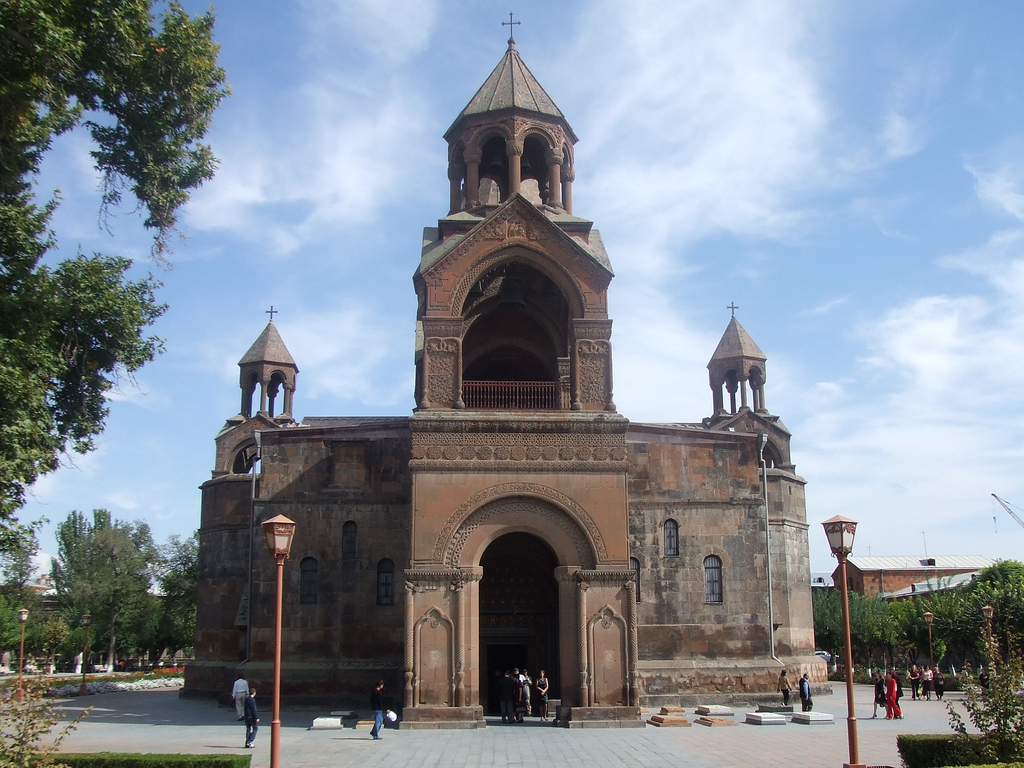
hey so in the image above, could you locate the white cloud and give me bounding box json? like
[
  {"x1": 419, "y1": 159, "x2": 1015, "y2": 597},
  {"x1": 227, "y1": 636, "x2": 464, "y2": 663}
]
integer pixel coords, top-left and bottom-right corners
[{"x1": 969, "y1": 163, "x2": 1024, "y2": 221}]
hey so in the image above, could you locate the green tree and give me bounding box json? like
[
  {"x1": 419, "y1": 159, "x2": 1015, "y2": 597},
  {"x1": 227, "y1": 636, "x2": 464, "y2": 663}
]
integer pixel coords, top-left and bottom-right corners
[
  {"x1": 0, "y1": 0, "x2": 228, "y2": 540},
  {"x1": 949, "y1": 634, "x2": 1024, "y2": 763},
  {"x1": 812, "y1": 588, "x2": 842, "y2": 662},
  {"x1": 148, "y1": 533, "x2": 198, "y2": 662},
  {"x1": 51, "y1": 510, "x2": 157, "y2": 669}
]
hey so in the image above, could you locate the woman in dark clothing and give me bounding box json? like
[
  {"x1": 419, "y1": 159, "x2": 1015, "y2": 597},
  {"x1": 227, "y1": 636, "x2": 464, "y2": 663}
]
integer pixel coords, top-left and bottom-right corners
[
  {"x1": 513, "y1": 669, "x2": 526, "y2": 723},
  {"x1": 934, "y1": 669, "x2": 945, "y2": 700},
  {"x1": 872, "y1": 671, "x2": 886, "y2": 718}
]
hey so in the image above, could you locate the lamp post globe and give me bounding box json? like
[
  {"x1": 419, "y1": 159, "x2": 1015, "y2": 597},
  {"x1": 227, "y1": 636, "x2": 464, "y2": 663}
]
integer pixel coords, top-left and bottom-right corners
[
  {"x1": 15, "y1": 609, "x2": 29, "y2": 701},
  {"x1": 79, "y1": 614, "x2": 92, "y2": 696},
  {"x1": 261, "y1": 514, "x2": 296, "y2": 768},
  {"x1": 822, "y1": 516, "x2": 863, "y2": 768}
]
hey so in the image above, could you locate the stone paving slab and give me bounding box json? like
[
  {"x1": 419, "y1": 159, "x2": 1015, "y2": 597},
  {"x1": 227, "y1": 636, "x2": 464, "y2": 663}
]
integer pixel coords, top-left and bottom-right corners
[
  {"x1": 694, "y1": 705, "x2": 734, "y2": 717},
  {"x1": 792, "y1": 711, "x2": 835, "y2": 725},
  {"x1": 46, "y1": 684, "x2": 973, "y2": 768},
  {"x1": 745, "y1": 712, "x2": 786, "y2": 725}
]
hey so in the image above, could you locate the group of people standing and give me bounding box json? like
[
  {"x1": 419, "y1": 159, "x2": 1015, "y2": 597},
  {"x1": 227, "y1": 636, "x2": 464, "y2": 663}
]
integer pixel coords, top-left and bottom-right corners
[
  {"x1": 872, "y1": 670, "x2": 905, "y2": 719},
  {"x1": 776, "y1": 669, "x2": 814, "y2": 711},
  {"x1": 907, "y1": 664, "x2": 945, "y2": 701},
  {"x1": 497, "y1": 668, "x2": 550, "y2": 723}
]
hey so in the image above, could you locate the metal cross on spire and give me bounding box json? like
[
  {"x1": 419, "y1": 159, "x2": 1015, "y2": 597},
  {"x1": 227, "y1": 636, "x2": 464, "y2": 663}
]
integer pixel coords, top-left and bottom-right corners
[
  {"x1": 502, "y1": 12, "x2": 521, "y2": 43},
  {"x1": 727, "y1": 302, "x2": 739, "y2": 317},
  {"x1": 266, "y1": 306, "x2": 278, "y2": 322}
]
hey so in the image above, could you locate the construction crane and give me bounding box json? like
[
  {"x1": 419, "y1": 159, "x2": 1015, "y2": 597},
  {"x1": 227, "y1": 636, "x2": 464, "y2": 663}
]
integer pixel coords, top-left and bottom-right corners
[{"x1": 992, "y1": 493, "x2": 1024, "y2": 531}]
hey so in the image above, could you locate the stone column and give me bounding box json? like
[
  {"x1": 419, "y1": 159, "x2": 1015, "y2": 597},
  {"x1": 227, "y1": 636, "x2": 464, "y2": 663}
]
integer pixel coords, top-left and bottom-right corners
[
  {"x1": 507, "y1": 144, "x2": 522, "y2": 197},
  {"x1": 577, "y1": 579, "x2": 590, "y2": 707},
  {"x1": 626, "y1": 579, "x2": 639, "y2": 707},
  {"x1": 404, "y1": 581, "x2": 416, "y2": 708},
  {"x1": 465, "y1": 149, "x2": 481, "y2": 207},
  {"x1": 561, "y1": 167, "x2": 574, "y2": 215},
  {"x1": 453, "y1": 573, "x2": 466, "y2": 707},
  {"x1": 546, "y1": 150, "x2": 563, "y2": 208},
  {"x1": 282, "y1": 385, "x2": 294, "y2": 417}
]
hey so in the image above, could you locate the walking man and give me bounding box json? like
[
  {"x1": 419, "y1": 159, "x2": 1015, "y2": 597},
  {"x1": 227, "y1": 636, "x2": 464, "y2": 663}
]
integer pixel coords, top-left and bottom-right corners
[
  {"x1": 370, "y1": 680, "x2": 389, "y2": 740},
  {"x1": 243, "y1": 689, "x2": 258, "y2": 748},
  {"x1": 232, "y1": 671, "x2": 248, "y2": 720}
]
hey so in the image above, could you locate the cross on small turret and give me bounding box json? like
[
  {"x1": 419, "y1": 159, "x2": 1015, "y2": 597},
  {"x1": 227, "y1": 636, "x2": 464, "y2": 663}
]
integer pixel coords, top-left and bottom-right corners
[
  {"x1": 502, "y1": 12, "x2": 521, "y2": 42},
  {"x1": 266, "y1": 306, "x2": 278, "y2": 322},
  {"x1": 727, "y1": 302, "x2": 739, "y2": 317}
]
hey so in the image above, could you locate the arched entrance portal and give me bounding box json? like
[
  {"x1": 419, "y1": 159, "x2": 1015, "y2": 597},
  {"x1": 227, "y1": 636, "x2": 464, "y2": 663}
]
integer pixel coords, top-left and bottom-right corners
[{"x1": 479, "y1": 532, "x2": 559, "y2": 715}]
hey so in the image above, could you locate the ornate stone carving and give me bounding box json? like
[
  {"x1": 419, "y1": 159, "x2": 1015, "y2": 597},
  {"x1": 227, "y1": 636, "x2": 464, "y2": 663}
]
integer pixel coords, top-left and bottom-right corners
[
  {"x1": 409, "y1": 428, "x2": 628, "y2": 472},
  {"x1": 433, "y1": 483, "x2": 608, "y2": 564},
  {"x1": 577, "y1": 339, "x2": 611, "y2": 406}
]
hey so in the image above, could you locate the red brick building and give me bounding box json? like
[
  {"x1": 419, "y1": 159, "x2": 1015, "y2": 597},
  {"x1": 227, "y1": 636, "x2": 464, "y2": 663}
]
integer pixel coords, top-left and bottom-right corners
[{"x1": 836, "y1": 556, "x2": 994, "y2": 597}]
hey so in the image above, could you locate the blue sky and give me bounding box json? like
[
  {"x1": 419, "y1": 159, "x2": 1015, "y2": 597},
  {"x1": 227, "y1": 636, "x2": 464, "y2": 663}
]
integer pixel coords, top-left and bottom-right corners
[{"x1": 22, "y1": 0, "x2": 1024, "y2": 574}]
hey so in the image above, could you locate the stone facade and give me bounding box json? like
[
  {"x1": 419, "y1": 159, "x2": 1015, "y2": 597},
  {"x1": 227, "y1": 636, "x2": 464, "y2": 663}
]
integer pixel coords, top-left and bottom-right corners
[{"x1": 185, "y1": 39, "x2": 824, "y2": 722}]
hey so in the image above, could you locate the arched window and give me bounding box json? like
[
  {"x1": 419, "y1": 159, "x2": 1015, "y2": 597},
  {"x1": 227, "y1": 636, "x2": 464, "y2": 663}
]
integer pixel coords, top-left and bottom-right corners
[
  {"x1": 342, "y1": 521, "x2": 357, "y2": 560},
  {"x1": 704, "y1": 555, "x2": 723, "y2": 603},
  {"x1": 664, "y1": 519, "x2": 679, "y2": 557},
  {"x1": 377, "y1": 559, "x2": 395, "y2": 606},
  {"x1": 300, "y1": 557, "x2": 318, "y2": 604},
  {"x1": 630, "y1": 557, "x2": 641, "y2": 602}
]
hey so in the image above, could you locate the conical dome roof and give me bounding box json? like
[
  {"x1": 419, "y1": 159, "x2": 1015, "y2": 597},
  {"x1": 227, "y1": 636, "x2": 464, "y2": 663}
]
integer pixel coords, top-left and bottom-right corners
[
  {"x1": 445, "y1": 39, "x2": 576, "y2": 142},
  {"x1": 708, "y1": 317, "x2": 765, "y2": 367},
  {"x1": 239, "y1": 321, "x2": 296, "y2": 367}
]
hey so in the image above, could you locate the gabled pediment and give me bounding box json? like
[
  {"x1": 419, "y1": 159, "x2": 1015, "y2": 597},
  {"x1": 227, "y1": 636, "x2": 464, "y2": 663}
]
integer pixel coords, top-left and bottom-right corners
[{"x1": 416, "y1": 195, "x2": 613, "y2": 318}]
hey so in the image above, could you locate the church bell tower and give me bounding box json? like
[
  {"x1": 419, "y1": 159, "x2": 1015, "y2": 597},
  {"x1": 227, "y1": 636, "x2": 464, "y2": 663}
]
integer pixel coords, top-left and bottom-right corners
[{"x1": 403, "y1": 37, "x2": 638, "y2": 727}]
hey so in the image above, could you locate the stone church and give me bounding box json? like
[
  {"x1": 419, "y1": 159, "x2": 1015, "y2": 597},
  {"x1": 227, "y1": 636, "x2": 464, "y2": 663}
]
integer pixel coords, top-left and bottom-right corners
[{"x1": 185, "y1": 39, "x2": 822, "y2": 726}]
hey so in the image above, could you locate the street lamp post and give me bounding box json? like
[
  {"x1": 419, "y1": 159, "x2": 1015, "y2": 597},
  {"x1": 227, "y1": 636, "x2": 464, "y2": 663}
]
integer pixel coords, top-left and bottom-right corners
[
  {"x1": 981, "y1": 604, "x2": 994, "y2": 641},
  {"x1": 79, "y1": 614, "x2": 92, "y2": 696},
  {"x1": 15, "y1": 609, "x2": 28, "y2": 700},
  {"x1": 262, "y1": 514, "x2": 296, "y2": 768},
  {"x1": 823, "y1": 515, "x2": 865, "y2": 768},
  {"x1": 923, "y1": 611, "x2": 934, "y2": 669}
]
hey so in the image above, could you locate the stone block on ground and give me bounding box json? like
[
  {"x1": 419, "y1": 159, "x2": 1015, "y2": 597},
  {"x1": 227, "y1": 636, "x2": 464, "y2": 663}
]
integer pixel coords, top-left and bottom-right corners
[
  {"x1": 756, "y1": 704, "x2": 793, "y2": 713},
  {"x1": 646, "y1": 713, "x2": 691, "y2": 727},
  {"x1": 694, "y1": 705, "x2": 734, "y2": 717},
  {"x1": 744, "y1": 712, "x2": 786, "y2": 725},
  {"x1": 310, "y1": 717, "x2": 344, "y2": 730},
  {"x1": 694, "y1": 716, "x2": 738, "y2": 727},
  {"x1": 792, "y1": 712, "x2": 834, "y2": 725}
]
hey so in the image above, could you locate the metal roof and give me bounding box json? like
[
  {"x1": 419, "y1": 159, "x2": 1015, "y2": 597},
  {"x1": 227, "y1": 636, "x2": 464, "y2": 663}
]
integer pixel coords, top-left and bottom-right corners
[{"x1": 847, "y1": 555, "x2": 995, "y2": 571}]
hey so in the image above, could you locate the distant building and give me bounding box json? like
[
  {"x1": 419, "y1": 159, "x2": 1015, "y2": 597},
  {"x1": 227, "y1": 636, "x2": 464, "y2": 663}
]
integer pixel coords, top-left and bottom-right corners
[
  {"x1": 809, "y1": 572, "x2": 834, "y2": 590},
  {"x1": 836, "y1": 556, "x2": 994, "y2": 597}
]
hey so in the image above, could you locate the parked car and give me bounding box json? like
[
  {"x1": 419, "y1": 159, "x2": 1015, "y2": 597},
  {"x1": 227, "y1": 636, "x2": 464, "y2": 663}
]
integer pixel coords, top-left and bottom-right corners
[{"x1": 815, "y1": 650, "x2": 833, "y2": 663}]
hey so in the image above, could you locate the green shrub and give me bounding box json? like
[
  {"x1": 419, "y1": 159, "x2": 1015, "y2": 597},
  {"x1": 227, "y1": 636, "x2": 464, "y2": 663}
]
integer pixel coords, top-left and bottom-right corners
[
  {"x1": 897, "y1": 734, "x2": 984, "y2": 768},
  {"x1": 59, "y1": 756, "x2": 251, "y2": 768}
]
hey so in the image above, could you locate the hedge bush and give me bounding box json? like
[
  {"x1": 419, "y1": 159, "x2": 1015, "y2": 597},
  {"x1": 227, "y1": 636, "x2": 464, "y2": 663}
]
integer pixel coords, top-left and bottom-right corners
[
  {"x1": 59, "y1": 755, "x2": 251, "y2": 768},
  {"x1": 897, "y1": 734, "x2": 985, "y2": 768}
]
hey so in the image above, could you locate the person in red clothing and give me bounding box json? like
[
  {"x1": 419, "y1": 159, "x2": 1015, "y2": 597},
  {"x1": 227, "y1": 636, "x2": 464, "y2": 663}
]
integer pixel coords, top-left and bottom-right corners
[{"x1": 885, "y1": 670, "x2": 903, "y2": 719}]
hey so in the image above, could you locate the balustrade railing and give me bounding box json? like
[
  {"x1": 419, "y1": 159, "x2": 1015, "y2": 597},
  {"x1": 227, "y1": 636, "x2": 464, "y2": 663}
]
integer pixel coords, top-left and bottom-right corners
[{"x1": 462, "y1": 380, "x2": 559, "y2": 410}]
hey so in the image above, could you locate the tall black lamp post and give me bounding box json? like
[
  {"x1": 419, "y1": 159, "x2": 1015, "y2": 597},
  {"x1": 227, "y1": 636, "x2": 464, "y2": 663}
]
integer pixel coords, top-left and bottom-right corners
[
  {"x1": 15, "y1": 609, "x2": 28, "y2": 700},
  {"x1": 262, "y1": 514, "x2": 296, "y2": 768},
  {"x1": 79, "y1": 614, "x2": 92, "y2": 696},
  {"x1": 823, "y1": 515, "x2": 864, "y2": 768}
]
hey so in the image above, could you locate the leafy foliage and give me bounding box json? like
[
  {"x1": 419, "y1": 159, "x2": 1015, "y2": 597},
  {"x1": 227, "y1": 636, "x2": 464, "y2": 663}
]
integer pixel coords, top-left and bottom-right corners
[
  {"x1": 0, "y1": 678, "x2": 88, "y2": 768},
  {"x1": 52, "y1": 510, "x2": 158, "y2": 669},
  {"x1": 948, "y1": 634, "x2": 1024, "y2": 764},
  {"x1": 0, "y1": 0, "x2": 227, "y2": 539}
]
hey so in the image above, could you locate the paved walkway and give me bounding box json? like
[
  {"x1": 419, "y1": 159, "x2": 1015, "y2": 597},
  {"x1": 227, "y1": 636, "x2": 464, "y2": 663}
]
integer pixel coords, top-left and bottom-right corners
[{"x1": 50, "y1": 685, "x2": 967, "y2": 768}]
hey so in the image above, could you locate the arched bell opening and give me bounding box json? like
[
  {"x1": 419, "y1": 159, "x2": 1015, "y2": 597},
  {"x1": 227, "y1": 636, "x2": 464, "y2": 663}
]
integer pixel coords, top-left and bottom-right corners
[
  {"x1": 460, "y1": 261, "x2": 569, "y2": 409},
  {"x1": 478, "y1": 532, "x2": 559, "y2": 716},
  {"x1": 479, "y1": 136, "x2": 509, "y2": 204},
  {"x1": 241, "y1": 371, "x2": 259, "y2": 417},
  {"x1": 267, "y1": 370, "x2": 287, "y2": 417},
  {"x1": 520, "y1": 135, "x2": 549, "y2": 205}
]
